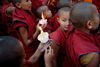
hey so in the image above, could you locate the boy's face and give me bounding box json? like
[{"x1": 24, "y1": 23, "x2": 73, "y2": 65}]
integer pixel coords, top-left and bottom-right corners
[
  {"x1": 43, "y1": 6, "x2": 52, "y2": 19},
  {"x1": 18, "y1": 0, "x2": 32, "y2": 11},
  {"x1": 58, "y1": 11, "x2": 72, "y2": 32}
]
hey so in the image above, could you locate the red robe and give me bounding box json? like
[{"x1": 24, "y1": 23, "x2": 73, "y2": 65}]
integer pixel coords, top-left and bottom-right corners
[
  {"x1": 1, "y1": 1, "x2": 17, "y2": 37},
  {"x1": 92, "y1": 0, "x2": 100, "y2": 13},
  {"x1": 47, "y1": 13, "x2": 60, "y2": 31},
  {"x1": 12, "y1": 8, "x2": 39, "y2": 66},
  {"x1": 24, "y1": 61, "x2": 34, "y2": 67},
  {"x1": 63, "y1": 25, "x2": 100, "y2": 67},
  {"x1": 49, "y1": 27, "x2": 66, "y2": 67}
]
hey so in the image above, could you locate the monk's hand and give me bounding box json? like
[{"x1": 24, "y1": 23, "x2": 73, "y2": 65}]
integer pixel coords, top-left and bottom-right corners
[
  {"x1": 38, "y1": 39, "x2": 52, "y2": 52},
  {"x1": 41, "y1": 20, "x2": 47, "y2": 30},
  {"x1": 44, "y1": 46, "x2": 54, "y2": 63}
]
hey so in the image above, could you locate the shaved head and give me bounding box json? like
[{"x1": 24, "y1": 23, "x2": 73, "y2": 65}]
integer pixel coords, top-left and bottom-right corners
[
  {"x1": 35, "y1": 5, "x2": 46, "y2": 19},
  {"x1": 57, "y1": 0, "x2": 72, "y2": 9},
  {"x1": 70, "y1": 2, "x2": 98, "y2": 29},
  {"x1": 12, "y1": 0, "x2": 21, "y2": 6},
  {"x1": 58, "y1": 7, "x2": 71, "y2": 17},
  {"x1": 0, "y1": 36, "x2": 25, "y2": 67}
]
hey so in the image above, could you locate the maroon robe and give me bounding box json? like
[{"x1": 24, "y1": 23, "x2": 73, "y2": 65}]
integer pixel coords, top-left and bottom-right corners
[
  {"x1": 92, "y1": 0, "x2": 100, "y2": 13},
  {"x1": 49, "y1": 27, "x2": 66, "y2": 67},
  {"x1": 63, "y1": 25, "x2": 100, "y2": 67},
  {"x1": 48, "y1": 0, "x2": 58, "y2": 16},
  {"x1": 24, "y1": 61, "x2": 34, "y2": 67},
  {"x1": 47, "y1": 13, "x2": 60, "y2": 31},
  {"x1": 12, "y1": 8, "x2": 39, "y2": 67},
  {"x1": 1, "y1": 1, "x2": 17, "y2": 37}
]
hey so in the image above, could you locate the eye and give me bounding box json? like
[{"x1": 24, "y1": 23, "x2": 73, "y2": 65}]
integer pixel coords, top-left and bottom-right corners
[{"x1": 62, "y1": 19, "x2": 66, "y2": 22}]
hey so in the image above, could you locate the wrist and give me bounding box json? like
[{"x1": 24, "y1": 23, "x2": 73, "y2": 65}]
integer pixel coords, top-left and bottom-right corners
[{"x1": 45, "y1": 61, "x2": 52, "y2": 67}]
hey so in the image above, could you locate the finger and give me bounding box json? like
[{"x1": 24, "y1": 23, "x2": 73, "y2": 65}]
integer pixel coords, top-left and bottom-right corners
[
  {"x1": 48, "y1": 46, "x2": 52, "y2": 53},
  {"x1": 52, "y1": 49, "x2": 54, "y2": 55}
]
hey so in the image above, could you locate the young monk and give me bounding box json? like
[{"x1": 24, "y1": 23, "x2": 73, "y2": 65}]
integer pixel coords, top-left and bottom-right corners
[
  {"x1": 92, "y1": 0, "x2": 100, "y2": 13},
  {"x1": 49, "y1": 7, "x2": 72, "y2": 67},
  {"x1": 63, "y1": 2, "x2": 100, "y2": 67},
  {"x1": 35, "y1": 5, "x2": 52, "y2": 33},
  {"x1": 12, "y1": 0, "x2": 47, "y2": 64},
  {"x1": 1, "y1": 0, "x2": 17, "y2": 37},
  {"x1": 0, "y1": 36, "x2": 54, "y2": 67},
  {"x1": 47, "y1": 0, "x2": 72, "y2": 32}
]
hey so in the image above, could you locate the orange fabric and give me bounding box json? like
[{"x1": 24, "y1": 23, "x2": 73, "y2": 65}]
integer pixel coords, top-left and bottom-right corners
[
  {"x1": 84, "y1": 0, "x2": 92, "y2": 3},
  {"x1": 47, "y1": 0, "x2": 55, "y2": 6}
]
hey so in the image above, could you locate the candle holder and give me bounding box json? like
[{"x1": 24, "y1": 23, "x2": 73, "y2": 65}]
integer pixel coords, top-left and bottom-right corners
[{"x1": 38, "y1": 32, "x2": 49, "y2": 43}]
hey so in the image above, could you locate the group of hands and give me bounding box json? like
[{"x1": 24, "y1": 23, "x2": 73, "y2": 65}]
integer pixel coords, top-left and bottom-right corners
[{"x1": 38, "y1": 39, "x2": 54, "y2": 64}]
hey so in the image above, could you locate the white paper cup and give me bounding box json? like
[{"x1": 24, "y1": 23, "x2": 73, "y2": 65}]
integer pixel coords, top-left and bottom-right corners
[{"x1": 38, "y1": 32, "x2": 49, "y2": 43}]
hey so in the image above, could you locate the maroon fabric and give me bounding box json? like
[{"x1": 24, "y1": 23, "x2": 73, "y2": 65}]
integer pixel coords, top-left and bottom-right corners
[
  {"x1": 1, "y1": 1, "x2": 17, "y2": 37},
  {"x1": 92, "y1": 0, "x2": 100, "y2": 13},
  {"x1": 47, "y1": 13, "x2": 60, "y2": 31},
  {"x1": 12, "y1": 8, "x2": 39, "y2": 62},
  {"x1": 24, "y1": 61, "x2": 34, "y2": 67},
  {"x1": 49, "y1": 27, "x2": 66, "y2": 67},
  {"x1": 48, "y1": 0, "x2": 58, "y2": 16},
  {"x1": 63, "y1": 25, "x2": 100, "y2": 67}
]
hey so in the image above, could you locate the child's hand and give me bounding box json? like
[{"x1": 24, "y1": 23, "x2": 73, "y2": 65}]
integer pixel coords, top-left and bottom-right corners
[
  {"x1": 44, "y1": 46, "x2": 54, "y2": 63},
  {"x1": 37, "y1": 39, "x2": 52, "y2": 52}
]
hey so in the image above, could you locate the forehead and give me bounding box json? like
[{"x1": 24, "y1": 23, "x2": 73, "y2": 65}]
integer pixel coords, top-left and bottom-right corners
[{"x1": 59, "y1": 11, "x2": 70, "y2": 17}]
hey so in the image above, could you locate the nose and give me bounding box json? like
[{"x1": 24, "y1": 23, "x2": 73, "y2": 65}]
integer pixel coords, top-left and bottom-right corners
[{"x1": 66, "y1": 20, "x2": 70, "y2": 26}]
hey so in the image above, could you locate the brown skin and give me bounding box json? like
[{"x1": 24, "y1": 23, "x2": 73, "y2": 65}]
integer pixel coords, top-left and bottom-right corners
[{"x1": 19, "y1": 22, "x2": 47, "y2": 46}]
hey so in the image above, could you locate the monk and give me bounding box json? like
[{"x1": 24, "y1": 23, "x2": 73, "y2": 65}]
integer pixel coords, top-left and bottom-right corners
[
  {"x1": 1, "y1": 0, "x2": 17, "y2": 37},
  {"x1": 63, "y1": 2, "x2": 100, "y2": 67},
  {"x1": 47, "y1": 0, "x2": 72, "y2": 32},
  {"x1": 12, "y1": 1, "x2": 47, "y2": 66},
  {"x1": 49, "y1": 7, "x2": 72, "y2": 67}
]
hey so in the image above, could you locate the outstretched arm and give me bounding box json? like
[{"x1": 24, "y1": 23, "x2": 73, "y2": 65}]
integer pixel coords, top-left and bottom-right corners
[{"x1": 28, "y1": 39, "x2": 52, "y2": 64}]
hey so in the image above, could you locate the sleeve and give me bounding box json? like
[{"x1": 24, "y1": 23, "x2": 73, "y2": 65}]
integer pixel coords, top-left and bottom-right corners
[
  {"x1": 24, "y1": 61, "x2": 34, "y2": 67},
  {"x1": 13, "y1": 22, "x2": 27, "y2": 30},
  {"x1": 79, "y1": 53, "x2": 97, "y2": 65}
]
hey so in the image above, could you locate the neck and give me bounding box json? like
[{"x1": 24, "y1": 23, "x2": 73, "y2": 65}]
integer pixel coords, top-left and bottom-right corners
[
  {"x1": 78, "y1": 27, "x2": 90, "y2": 34},
  {"x1": 60, "y1": 27, "x2": 66, "y2": 33}
]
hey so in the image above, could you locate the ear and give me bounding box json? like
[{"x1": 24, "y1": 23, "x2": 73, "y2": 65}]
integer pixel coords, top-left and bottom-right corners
[
  {"x1": 15, "y1": 2, "x2": 21, "y2": 8},
  {"x1": 87, "y1": 20, "x2": 92, "y2": 29},
  {"x1": 57, "y1": 17, "x2": 60, "y2": 23}
]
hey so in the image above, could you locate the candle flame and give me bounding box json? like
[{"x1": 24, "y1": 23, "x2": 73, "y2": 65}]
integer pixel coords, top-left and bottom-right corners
[
  {"x1": 42, "y1": 12, "x2": 44, "y2": 20},
  {"x1": 39, "y1": 27, "x2": 45, "y2": 38}
]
